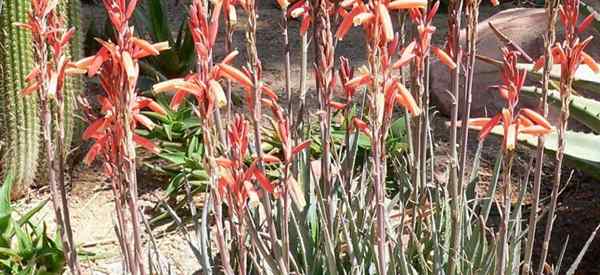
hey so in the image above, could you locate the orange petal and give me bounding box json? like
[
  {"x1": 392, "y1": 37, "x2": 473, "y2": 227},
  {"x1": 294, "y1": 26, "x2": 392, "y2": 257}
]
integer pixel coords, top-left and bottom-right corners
[
  {"x1": 220, "y1": 50, "x2": 239, "y2": 64},
  {"x1": 504, "y1": 123, "x2": 517, "y2": 151},
  {"x1": 393, "y1": 41, "x2": 417, "y2": 69},
  {"x1": 478, "y1": 113, "x2": 502, "y2": 140},
  {"x1": 432, "y1": 46, "x2": 457, "y2": 70},
  {"x1": 135, "y1": 114, "x2": 155, "y2": 130},
  {"x1": 83, "y1": 117, "x2": 108, "y2": 140},
  {"x1": 263, "y1": 154, "x2": 282, "y2": 164},
  {"x1": 216, "y1": 157, "x2": 235, "y2": 168},
  {"x1": 353, "y1": 12, "x2": 375, "y2": 26},
  {"x1": 292, "y1": 140, "x2": 312, "y2": 155},
  {"x1": 396, "y1": 83, "x2": 420, "y2": 116},
  {"x1": 218, "y1": 64, "x2": 253, "y2": 89},
  {"x1": 133, "y1": 134, "x2": 160, "y2": 154},
  {"x1": 153, "y1": 78, "x2": 188, "y2": 93},
  {"x1": 533, "y1": 56, "x2": 545, "y2": 72},
  {"x1": 388, "y1": 0, "x2": 427, "y2": 10},
  {"x1": 490, "y1": 0, "x2": 499, "y2": 6},
  {"x1": 21, "y1": 82, "x2": 40, "y2": 96},
  {"x1": 122, "y1": 51, "x2": 138, "y2": 82},
  {"x1": 520, "y1": 108, "x2": 552, "y2": 130},
  {"x1": 208, "y1": 80, "x2": 227, "y2": 108},
  {"x1": 377, "y1": 3, "x2": 394, "y2": 42},
  {"x1": 254, "y1": 170, "x2": 275, "y2": 193},
  {"x1": 352, "y1": 117, "x2": 369, "y2": 132},
  {"x1": 84, "y1": 142, "x2": 102, "y2": 165},
  {"x1": 276, "y1": 0, "x2": 289, "y2": 9},
  {"x1": 170, "y1": 91, "x2": 188, "y2": 110},
  {"x1": 466, "y1": 118, "x2": 491, "y2": 129},
  {"x1": 578, "y1": 12, "x2": 596, "y2": 33},
  {"x1": 581, "y1": 52, "x2": 600, "y2": 73},
  {"x1": 329, "y1": 101, "x2": 347, "y2": 109},
  {"x1": 345, "y1": 73, "x2": 372, "y2": 89},
  {"x1": 132, "y1": 37, "x2": 160, "y2": 56},
  {"x1": 336, "y1": 6, "x2": 362, "y2": 40},
  {"x1": 519, "y1": 125, "x2": 552, "y2": 136}
]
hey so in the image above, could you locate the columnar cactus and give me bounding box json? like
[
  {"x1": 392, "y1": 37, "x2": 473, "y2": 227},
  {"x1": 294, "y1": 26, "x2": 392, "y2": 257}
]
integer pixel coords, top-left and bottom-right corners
[
  {"x1": 0, "y1": 0, "x2": 82, "y2": 195},
  {"x1": 0, "y1": 0, "x2": 39, "y2": 195}
]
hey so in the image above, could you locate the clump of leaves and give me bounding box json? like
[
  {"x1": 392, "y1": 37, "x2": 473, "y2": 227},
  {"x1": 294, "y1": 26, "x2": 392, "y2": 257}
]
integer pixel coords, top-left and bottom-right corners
[{"x1": 0, "y1": 173, "x2": 65, "y2": 275}]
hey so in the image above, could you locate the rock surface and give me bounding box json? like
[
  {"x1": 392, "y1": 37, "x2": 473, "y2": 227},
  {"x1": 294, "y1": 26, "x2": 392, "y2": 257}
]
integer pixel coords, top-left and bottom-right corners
[{"x1": 430, "y1": 8, "x2": 600, "y2": 119}]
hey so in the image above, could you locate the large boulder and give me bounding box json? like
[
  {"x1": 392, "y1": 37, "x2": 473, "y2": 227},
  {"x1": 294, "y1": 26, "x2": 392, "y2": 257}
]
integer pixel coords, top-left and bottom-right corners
[{"x1": 430, "y1": 8, "x2": 600, "y2": 118}]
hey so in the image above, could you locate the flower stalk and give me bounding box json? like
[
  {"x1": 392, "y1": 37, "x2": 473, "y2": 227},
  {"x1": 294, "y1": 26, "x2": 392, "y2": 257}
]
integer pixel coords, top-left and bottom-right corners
[
  {"x1": 522, "y1": 0, "x2": 560, "y2": 273},
  {"x1": 532, "y1": 0, "x2": 599, "y2": 271},
  {"x1": 21, "y1": 1, "x2": 81, "y2": 273}
]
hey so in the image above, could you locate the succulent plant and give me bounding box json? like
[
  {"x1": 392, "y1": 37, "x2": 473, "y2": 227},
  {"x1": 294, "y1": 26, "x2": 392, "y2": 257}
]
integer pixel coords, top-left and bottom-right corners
[
  {"x1": 0, "y1": 0, "x2": 82, "y2": 195},
  {"x1": 0, "y1": 0, "x2": 40, "y2": 195}
]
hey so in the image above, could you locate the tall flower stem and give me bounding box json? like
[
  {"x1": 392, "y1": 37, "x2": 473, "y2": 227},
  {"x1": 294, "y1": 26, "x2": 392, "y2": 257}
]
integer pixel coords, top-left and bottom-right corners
[
  {"x1": 446, "y1": 1, "x2": 464, "y2": 274},
  {"x1": 26, "y1": 5, "x2": 80, "y2": 273},
  {"x1": 496, "y1": 151, "x2": 514, "y2": 275},
  {"x1": 280, "y1": 9, "x2": 292, "y2": 270},
  {"x1": 522, "y1": 0, "x2": 559, "y2": 273},
  {"x1": 538, "y1": 72, "x2": 573, "y2": 274},
  {"x1": 243, "y1": 2, "x2": 285, "y2": 271},
  {"x1": 458, "y1": 0, "x2": 479, "y2": 208}
]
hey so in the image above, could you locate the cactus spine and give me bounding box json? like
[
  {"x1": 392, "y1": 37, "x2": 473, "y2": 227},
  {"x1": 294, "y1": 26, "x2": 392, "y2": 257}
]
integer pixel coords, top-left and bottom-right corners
[{"x1": 0, "y1": 0, "x2": 82, "y2": 195}]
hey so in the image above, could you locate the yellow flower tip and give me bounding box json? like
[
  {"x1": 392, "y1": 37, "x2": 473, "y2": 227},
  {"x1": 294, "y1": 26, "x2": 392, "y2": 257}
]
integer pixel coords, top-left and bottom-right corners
[
  {"x1": 378, "y1": 3, "x2": 394, "y2": 42},
  {"x1": 276, "y1": 0, "x2": 290, "y2": 9},
  {"x1": 208, "y1": 80, "x2": 228, "y2": 108},
  {"x1": 353, "y1": 12, "x2": 375, "y2": 27},
  {"x1": 290, "y1": 7, "x2": 305, "y2": 18},
  {"x1": 153, "y1": 78, "x2": 187, "y2": 93},
  {"x1": 388, "y1": 0, "x2": 428, "y2": 10},
  {"x1": 504, "y1": 124, "x2": 517, "y2": 152},
  {"x1": 122, "y1": 51, "x2": 137, "y2": 82},
  {"x1": 153, "y1": 41, "x2": 171, "y2": 52}
]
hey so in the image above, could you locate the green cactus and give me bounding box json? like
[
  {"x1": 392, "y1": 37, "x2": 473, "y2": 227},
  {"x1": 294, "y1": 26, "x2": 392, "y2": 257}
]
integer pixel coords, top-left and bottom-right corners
[
  {"x1": 0, "y1": 0, "x2": 82, "y2": 195},
  {"x1": 0, "y1": 0, "x2": 39, "y2": 195}
]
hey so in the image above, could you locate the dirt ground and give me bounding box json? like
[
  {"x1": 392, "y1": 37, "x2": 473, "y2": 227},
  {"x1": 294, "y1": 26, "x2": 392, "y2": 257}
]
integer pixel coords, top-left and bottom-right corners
[{"x1": 16, "y1": 0, "x2": 600, "y2": 274}]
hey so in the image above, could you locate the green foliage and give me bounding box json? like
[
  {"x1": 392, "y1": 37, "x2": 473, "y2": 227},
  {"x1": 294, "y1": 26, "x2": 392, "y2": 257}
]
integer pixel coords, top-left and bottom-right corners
[
  {"x1": 522, "y1": 86, "x2": 600, "y2": 133},
  {"x1": 0, "y1": 173, "x2": 66, "y2": 275},
  {"x1": 519, "y1": 65, "x2": 600, "y2": 178},
  {"x1": 134, "y1": 0, "x2": 196, "y2": 80},
  {"x1": 137, "y1": 100, "x2": 208, "y2": 199},
  {"x1": 519, "y1": 63, "x2": 600, "y2": 96}
]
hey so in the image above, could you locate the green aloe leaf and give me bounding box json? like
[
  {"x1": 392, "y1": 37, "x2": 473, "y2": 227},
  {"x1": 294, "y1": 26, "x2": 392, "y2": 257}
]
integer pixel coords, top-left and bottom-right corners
[
  {"x1": 521, "y1": 86, "x2": 600, "y2": 133},
  {"x1": 518, "y1": 64, "x2": 600, "y2": 95},
  {"x1": 488, "y1": 127, "x2": 600, "y2": 177}
]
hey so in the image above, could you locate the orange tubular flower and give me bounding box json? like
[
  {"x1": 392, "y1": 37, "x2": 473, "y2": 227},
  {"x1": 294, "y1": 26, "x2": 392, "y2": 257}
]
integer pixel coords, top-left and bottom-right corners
[
  {"x1": 76, "y1": 10, "x2": 169, "y2": 166},
  {"x1": 532, "y1": 0, "x2": 599, "y2": 79},
  {"x1": 471, "y1": 48, "x2": 553, "y2": 152},
  {"x1": 152, "y1": 0, "x2": 257, "y2": 118},
  {"x1": 217, "y1": 116, "x2": 277, "y2": 213},
  {"x1": 287, "y1": 0, "x2": 312, "y2": 36}
]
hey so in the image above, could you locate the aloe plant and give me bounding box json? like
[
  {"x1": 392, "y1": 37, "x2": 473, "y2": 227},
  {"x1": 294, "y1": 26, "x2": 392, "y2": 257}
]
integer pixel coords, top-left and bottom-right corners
[
  {"x1": 0, "y1": 172, "x2": 66, "y2": 274},
  {"x1": 0, "y1": 0, "x2": 82, "y2": 193},
  {"x1": 0, "y1": 0, "x2": 40, "y2": 194}
]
